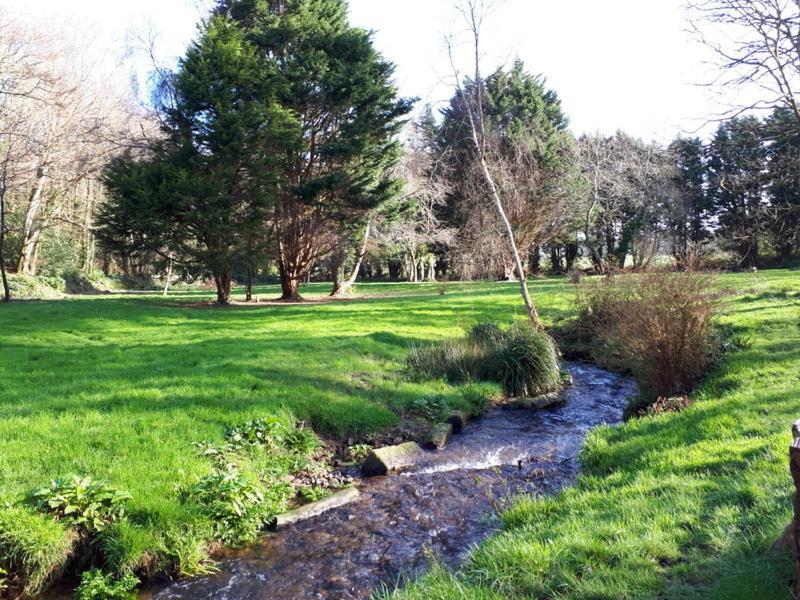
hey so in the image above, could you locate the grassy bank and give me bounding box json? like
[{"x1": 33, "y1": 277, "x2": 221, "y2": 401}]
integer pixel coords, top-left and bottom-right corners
[{"x1": 391, "y1": 270, "x2": 800, "y2": 599}]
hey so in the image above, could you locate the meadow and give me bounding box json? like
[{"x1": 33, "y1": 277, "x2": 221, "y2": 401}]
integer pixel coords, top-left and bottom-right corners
[{"x1": 0, "y1": 270, "x2": 798, "y2": 598}]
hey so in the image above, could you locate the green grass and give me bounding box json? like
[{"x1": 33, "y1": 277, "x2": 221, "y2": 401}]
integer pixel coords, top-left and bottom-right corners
[
  {"x1": 1, "y1": 271, "x2": 798, "y2": 597},
  {"x1": 389, "y1": 270, "x2": 800, "y2": 599}
]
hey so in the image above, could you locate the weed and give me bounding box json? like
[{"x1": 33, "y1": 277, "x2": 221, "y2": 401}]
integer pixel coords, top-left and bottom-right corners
[
  {"x1": 32, "y1": 476, "x2": 131, "y2": 534},
  {"x1": 75, "y1": 568, "x2": 139, "y2": 600}
]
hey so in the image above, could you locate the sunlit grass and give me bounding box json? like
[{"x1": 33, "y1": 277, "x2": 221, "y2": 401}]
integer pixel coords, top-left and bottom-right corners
[{"x1": 389, "y1": 269, "x2": 800, "y2": 599}]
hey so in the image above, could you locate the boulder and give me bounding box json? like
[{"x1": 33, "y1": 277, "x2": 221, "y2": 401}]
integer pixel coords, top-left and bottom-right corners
[
  {"x1": 361, "y1": 442, "x2": 425, "y2": 476},
  {"x1": 272, "y1": 487, "x2": 360, "y2": 529},
  {"x1": 424, "y1": 423, "x2": 453, "y2": 450},
  {"x1": 444, "y1": 411, "x2": 469, "y2": 433}
]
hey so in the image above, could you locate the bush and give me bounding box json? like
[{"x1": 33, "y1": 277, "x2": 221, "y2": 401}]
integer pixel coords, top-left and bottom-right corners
[
  {"x1": 569, "y1": 272, "x2": 725, "y2": 400},
  {"x1": 61, "y1": 269, "x2": 100, "y2": 294},
  {"x1": 32, "y1": 476, "x2": 131, "y2": 534},
  {"x1": 0, "y1": 507, "x2": 75, "y2": 595},
  {"x1": 407, "y1": 321, "x2": 562, "y2": 398},
  {"x1": 75, "y1": 568, "x2": 139, "y2": 600}
]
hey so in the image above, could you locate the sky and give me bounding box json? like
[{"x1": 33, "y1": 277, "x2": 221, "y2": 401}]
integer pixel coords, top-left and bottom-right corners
[{"x1": 0, "y1": 0, "x2": 741, "y2": 143}]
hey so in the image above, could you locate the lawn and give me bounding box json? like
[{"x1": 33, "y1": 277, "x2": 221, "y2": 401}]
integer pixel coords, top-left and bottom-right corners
[
  {"x1": 0, "y1": 271, "x2": 798, "y2": 598},
  {"x1": 0, "y1": 278, "x2": 567, "y2": 590}
]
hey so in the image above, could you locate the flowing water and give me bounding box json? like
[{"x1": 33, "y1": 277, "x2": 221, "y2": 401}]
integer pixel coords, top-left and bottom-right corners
[{"x1": 143, "y1": 363, "x2": 636, "y2": 600}]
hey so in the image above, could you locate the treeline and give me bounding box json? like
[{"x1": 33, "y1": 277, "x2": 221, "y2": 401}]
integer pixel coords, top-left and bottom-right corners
[
  {"x1": 0, "y1": 13, "x2": 142, "y2": 302},
  {"x1": 2, "y1": 0, "x2": 799, "y2": 304}
]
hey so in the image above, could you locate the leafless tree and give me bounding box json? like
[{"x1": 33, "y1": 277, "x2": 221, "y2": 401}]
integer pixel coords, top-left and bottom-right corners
[
  {"x1": 576, "y1": 132, "x2": 677, "y2": 272},
  {"x1": 448, "y1": 0, "x2": 544, "y2": 325},
  {"x1": 688, "y1": 0, "x2": 800, "y2": 123}
]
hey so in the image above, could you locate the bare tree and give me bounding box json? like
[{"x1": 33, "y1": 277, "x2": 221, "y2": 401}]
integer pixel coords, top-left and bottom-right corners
[
  {"x1": 449, "y1": 0, "x2": 542, "y2": 325},
  {"x1": 689, "y1": 0, "x2": 800, "y2": 124}
]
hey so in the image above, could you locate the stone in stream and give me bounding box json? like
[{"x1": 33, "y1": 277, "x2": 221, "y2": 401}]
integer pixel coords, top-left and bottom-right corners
[
  {"x1": 444, "y1": 410, "x2": 469, "y2": 433},
  {"x1": 361, "y1": 442, "x2": 425, "y2": 476},
  {"x1": 509, "y1": 392, "x2": 564, "y2": 410},
  {"x1": 271, "y1": 487, "x2": 360, "y2": 529},
  {"x1": 424, "y1": 423, "x2": 453, "y2": 450}
]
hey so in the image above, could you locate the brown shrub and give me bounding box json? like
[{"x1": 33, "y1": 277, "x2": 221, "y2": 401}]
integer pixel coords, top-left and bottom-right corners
[{"x1": 573, "y1": 272, "x2": 726, "y2": 400}]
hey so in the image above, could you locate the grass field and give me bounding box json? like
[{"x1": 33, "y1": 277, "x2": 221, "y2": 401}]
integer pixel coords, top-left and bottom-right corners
[{"x1": 0, "y1": 271, "x2": 798, "y2": 597}]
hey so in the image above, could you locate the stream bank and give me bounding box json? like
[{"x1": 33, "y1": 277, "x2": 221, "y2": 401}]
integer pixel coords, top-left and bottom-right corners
[{"x1": 143, "y1": 362, "x2": 636, "y2": 600}]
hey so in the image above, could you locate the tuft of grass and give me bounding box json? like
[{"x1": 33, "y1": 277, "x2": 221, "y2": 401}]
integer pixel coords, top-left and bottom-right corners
[
  {"x1": 0, "y1": 507, "x2": 75, "y2": 595},
  {"x1": 408, "y1": 321, "x2": 562, "y2": 398}
]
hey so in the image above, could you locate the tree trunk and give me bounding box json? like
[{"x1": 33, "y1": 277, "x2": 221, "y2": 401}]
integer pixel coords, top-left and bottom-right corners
[
  {"x1": 332, "y1": 222, "x2": 371, "y2": 297},
  {"x1": 17, "y1": 165, "x2": 47, "y2": 275},
  {"x1": 213, "y1": 269, "x2": 232, "y2": 305},
  {"x1": 0, "y1": 187, "x2": 10, "y2": 303},
  {"x1": 245, "y1": 263, "x2": 254, "y2": 302},
  {"x1": 529, "y1": 244, "x2": 541, "y2": 275},
  {"x1": 162, "y1": 258, "x2": 174, "y2": 297},
  {"x1": 81, "y1": 179, "x2": 95, "y2": 272},
  {"x1": 279, "y1": 270, "x2": 302, "y2": 301},
  {"x1": 426, "y1": 255, "x2": 437, "y2": 281}
]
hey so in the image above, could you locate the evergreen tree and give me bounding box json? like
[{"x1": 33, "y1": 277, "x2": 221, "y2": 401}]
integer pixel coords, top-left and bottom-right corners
[
  {"x1": 707, "y1": 117, "x2": 767, "y2": 268},
  {"x1": 101, "y1": 15, "x2": 292, "y2": 303},
  {"x1": 668, "y1": 137, "x2": 711, "y2": 267},
  {"x1": 763, "y1": 107, "x2": 800, "y2": 260},
  {"x1": 214, "y1": 0, "x2": 412, "y2": 300}
]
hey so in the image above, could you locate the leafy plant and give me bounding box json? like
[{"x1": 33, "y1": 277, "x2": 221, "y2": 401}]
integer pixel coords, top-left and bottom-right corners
[
  {"x1": 0, "y1": 566, "x2": 7, "y2": 592},
  {"x1": 408, "y1": 395, "x2": 449, "y2": 421},
  {"x1": 346, "y1": 444, "x2": 372, "y2": 463},
  {"x1": 282, "y1": 424, "x2": 321, "y2": 455},
  {"x1": 298, "y1": 486, "x2": 328, "y2": 503},
  {"x1": 32, "y1": 476, "x2": 131, "y2": 533},
  {"x1": 75, "y1": 568, "x2": 139, "y2": 600},
  {"x1": 182, "y1": 466, "x2": 291, "y2": 546},
  {"x1": 226, "y1": 417, "x2": 289, "y2": 448}
]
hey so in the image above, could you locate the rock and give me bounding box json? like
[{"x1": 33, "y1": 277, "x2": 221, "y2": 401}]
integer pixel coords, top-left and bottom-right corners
[
  {"x1": 361, "y1": 442, "x2": 425, "y2": 476},
  {"x1": 272, "y1": 487, "x2": 360, "y2": 529},
  {"x1": 444, "y1": 411, "x2": 468, "y2": 433},
  {"x1": 509, "y1": 392, "x2": 564, "y2": 410},
  {"x1": 424, "y1": 423, "x2": 453, "y2": 450}
]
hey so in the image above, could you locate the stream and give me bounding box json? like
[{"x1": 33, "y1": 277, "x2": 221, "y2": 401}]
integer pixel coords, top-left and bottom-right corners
[{"x1": 143, "y1": 362, "x2": 636, "y2": 600}]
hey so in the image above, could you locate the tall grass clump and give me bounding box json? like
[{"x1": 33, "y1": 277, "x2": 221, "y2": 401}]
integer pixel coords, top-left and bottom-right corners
[
  {"x1": 567, "y1": 271, "x2": 725, "y2": 401},
  {"x1": 480, "y1": 323, "x2": 561, "y2": 397},
  {"x1": 407, "y1": 321, "x2": 562, "y2": 397}
]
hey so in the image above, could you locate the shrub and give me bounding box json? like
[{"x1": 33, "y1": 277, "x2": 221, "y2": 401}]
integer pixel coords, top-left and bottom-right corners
[
  {"x1": 225, "y1": 417, "x2": 289, "y2": 449},
  {"x1": 32, "y1": 476, "x2": 131, "y2": 534},
  {"x1": 75, "y1": 568, "x2": 139, "y2": 600},
  {"x1": 407, "y1": 321, "x2": 562, "y2": 398},
  {"x1": 61, "y1": 269, "x2": 100, "y2": 294},
  {"x1": 406, "y1": 339, "x2": 479, "y2": 382},
  {"x1": 571, "y1": 272, "x2": 725, "y2": 400},
  {"x1": 0, "y1": 507, "x2": 75, "y2": 595}
]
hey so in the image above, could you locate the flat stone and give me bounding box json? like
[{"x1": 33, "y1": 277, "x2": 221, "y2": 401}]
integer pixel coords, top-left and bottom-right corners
[
  {"x1": 361, "y1": 442, "x2": 425, "y2": 477},
  {"x1": 424, "y1": 423, "x2": 453, "y2": 450},
  {"x1": 509, "y1": 392, "x2": 564, "y2": 410},
  {"x1": 444, "y1": 411, "x2": 468, "y2": 433},
  {"x1": 272, "y1": 487, "x2": 360, "y2": 529}
]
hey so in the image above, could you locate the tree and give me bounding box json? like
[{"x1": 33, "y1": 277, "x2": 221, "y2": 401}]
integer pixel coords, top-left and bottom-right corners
[
  {"x1": 214, "y1": 0, "x2": 412, "y2": 301},
  {"x1": 667, "y1": 137, "x2": 712, "y2": 268},
  {"x1": 763, "y1": 106, "x2": 800, "y2": 259},
  {"x1": 102, "y1": 14, "x2": 292, "y2": 304},
  {"x1": 707, "y1": 116, "x2": 768, "y2": 268},
  {"x1": 576, "y1": 132, "x2": 676, "y2": 272},
  {"x1": 689, "y1": 0, "x2": 800, "y2": 124}
]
